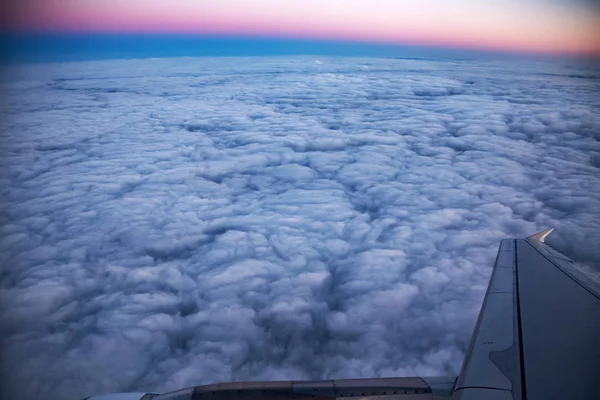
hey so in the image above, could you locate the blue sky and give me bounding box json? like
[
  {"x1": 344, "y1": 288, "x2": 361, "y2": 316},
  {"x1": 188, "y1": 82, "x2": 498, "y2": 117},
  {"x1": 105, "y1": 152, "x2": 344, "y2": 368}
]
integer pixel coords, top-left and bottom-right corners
[
  {"x1": 2, "y1": 1, "x2": 599, "y2": 63},
  {"x1": 5, "y1": 1, "x2": 600, "y2": 55},
  {"x1": 3, "y1": 34, "x2": 597, "y2": 64}
]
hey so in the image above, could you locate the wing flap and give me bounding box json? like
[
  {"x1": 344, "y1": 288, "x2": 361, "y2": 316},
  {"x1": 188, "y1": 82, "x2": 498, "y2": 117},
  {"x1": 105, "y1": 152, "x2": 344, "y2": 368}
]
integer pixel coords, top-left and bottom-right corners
[{"x1": 147, "y1": 377, "x2": 455, "y2": 399}]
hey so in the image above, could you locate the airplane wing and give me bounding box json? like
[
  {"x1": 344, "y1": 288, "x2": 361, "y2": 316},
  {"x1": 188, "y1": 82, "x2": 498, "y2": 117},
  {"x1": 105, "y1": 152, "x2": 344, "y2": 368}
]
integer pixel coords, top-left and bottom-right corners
[
  {"x1": 453, "y1": 229, "x2": 600, "y2": 400},
  {"x1": 85, "y1": 230, "x2": 600, "y2": 400}
]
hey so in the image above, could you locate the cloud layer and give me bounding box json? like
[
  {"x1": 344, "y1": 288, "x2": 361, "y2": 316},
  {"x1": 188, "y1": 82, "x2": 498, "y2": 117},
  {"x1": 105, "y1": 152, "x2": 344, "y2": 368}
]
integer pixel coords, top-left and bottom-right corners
[{"x1": 1, "y1": 56, "x2": 599, "y2": 400}]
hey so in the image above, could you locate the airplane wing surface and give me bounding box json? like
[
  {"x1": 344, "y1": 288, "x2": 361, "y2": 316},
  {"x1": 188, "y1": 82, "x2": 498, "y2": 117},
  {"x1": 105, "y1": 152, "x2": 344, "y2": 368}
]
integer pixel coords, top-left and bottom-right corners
[
  {"x1": 454, "y1": 229, "x2": 600, "y2": 400},
  {"x1": 85, "y1": 231, "x2": 600, "y2": 400}
]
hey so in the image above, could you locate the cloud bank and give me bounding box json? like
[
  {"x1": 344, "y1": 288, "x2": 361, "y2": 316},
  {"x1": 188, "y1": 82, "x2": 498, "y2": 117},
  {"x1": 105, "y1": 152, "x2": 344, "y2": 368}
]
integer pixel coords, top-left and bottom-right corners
[{"x1": 1, "y1": 56, "x2": 599, "y2": 400}]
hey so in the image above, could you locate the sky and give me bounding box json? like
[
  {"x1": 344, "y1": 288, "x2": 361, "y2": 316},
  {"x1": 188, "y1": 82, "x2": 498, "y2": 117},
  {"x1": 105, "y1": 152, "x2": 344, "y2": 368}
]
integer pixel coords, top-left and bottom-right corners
[
  {"x1": 2, "y1": 0, "x2": 600, "y2": 55},
  {"x1": 1, "y1": 56, "x2": 599, "y2": 400}
]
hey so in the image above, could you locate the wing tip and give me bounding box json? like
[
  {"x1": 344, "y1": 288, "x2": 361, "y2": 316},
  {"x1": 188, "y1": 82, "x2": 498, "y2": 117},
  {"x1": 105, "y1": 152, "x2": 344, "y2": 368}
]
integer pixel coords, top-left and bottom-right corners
[{"x1": 527, "y1": 228, "x2": 554, "y2": 243}]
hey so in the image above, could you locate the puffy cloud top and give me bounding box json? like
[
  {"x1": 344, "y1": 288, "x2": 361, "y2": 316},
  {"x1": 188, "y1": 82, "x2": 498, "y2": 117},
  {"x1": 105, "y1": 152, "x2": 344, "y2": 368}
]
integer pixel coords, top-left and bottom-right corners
[{"x1": 1, "y1": 56, "x2": 599, "y2": 400}]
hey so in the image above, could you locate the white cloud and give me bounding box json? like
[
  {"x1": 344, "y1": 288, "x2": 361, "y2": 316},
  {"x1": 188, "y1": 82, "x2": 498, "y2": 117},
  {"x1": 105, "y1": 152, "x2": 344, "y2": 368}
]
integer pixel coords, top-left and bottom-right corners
[{"x1": 1, "y1": 56, "x2": 599, "y2": 400}]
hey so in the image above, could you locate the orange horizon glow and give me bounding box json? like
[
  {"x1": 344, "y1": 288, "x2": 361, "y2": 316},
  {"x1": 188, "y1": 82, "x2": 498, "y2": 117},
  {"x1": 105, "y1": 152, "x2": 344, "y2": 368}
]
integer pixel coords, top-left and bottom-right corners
[{"x1": 3, "y1": 0, "x2": 600, "y2": 56}]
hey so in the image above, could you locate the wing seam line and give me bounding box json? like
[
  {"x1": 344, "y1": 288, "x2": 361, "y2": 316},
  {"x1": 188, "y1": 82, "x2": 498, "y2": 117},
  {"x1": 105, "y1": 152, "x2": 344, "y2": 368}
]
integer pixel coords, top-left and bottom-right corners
[
  {"x1": 515, "y1": 240, "x2": 528, "y2": 400},
  {"x1": 452, "y1": 386, "x2": 511, "y2": 392}
]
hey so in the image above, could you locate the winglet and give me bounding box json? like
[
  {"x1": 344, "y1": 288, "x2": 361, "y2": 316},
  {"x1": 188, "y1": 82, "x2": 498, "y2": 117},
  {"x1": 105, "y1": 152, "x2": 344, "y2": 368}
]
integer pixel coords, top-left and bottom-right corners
[{"x1": 528, "y1": 228, "x2": 554, "y2": 243}]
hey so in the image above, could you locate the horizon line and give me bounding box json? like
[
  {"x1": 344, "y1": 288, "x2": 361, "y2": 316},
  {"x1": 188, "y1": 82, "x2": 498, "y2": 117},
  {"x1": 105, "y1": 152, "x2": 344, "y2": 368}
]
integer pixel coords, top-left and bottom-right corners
[
  {"x1": 2, "y1": 32, "x2": 600, "y2": 65},
  {"x1": 4, "y1": 30, "x2": 600, "y2": 56}
]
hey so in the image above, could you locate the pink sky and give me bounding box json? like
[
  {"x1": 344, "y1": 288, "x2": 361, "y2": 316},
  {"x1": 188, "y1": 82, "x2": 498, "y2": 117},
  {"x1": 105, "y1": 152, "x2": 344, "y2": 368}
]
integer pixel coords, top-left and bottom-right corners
[{"x1": 4, "y1": 0, "x2": 600, "y2": 54}]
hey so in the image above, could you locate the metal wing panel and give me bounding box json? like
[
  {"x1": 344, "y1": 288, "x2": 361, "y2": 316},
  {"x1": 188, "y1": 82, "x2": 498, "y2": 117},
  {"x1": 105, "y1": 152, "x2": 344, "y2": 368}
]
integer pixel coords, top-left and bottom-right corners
[
  {"x1": 452, "y1": 239, "x2": 521, "y2": 400},
  {"x1": 452, "y1": 233, "x2": 600, "y2": 400},
  {"x1": 516, "y1": 239, "x2": 600, "y2": 400},
  {"x1": 526, "y1": 239, "x2": 600, "y2": 299}
]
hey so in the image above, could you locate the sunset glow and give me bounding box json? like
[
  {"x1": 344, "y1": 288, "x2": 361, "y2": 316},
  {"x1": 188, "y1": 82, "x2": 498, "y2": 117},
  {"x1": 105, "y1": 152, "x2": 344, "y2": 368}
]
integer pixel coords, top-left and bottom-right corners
[{"x1": 3, "y1": 0, "x2": 600, "y2": 55}]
